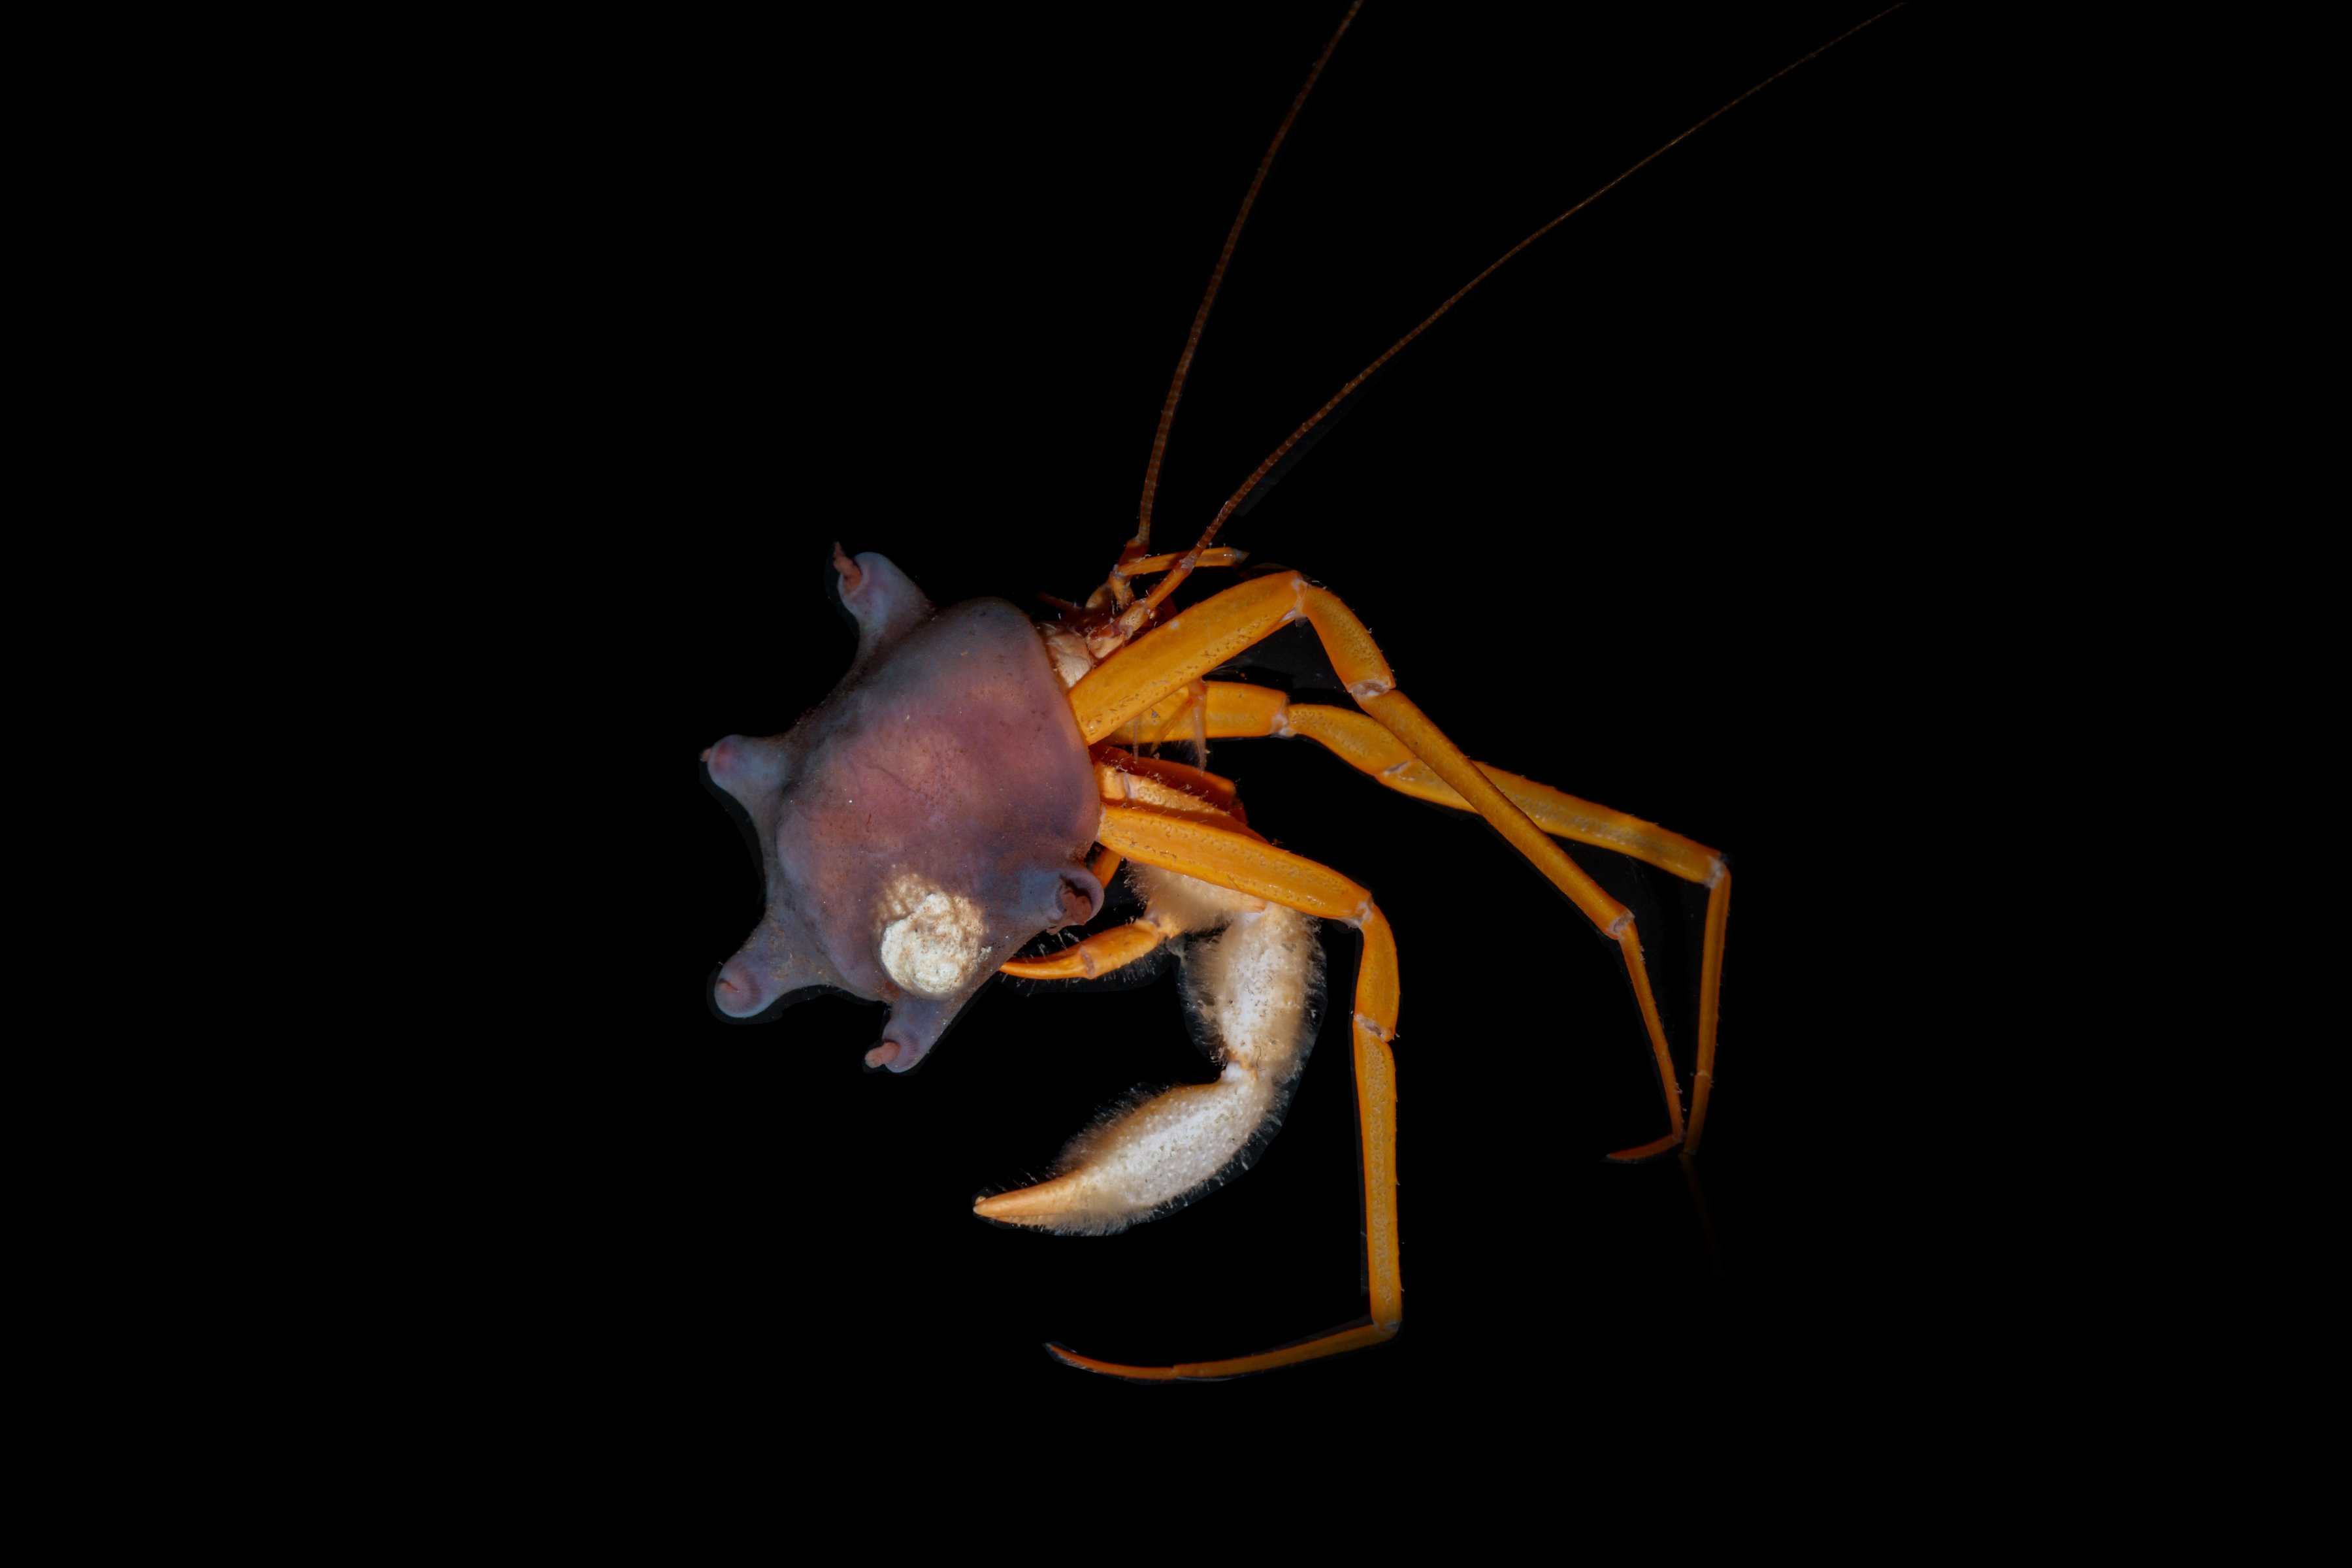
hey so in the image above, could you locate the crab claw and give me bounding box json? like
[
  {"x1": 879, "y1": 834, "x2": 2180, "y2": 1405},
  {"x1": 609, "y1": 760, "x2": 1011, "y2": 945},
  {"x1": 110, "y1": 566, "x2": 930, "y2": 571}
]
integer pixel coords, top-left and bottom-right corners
[
  {"x1": 975, "y1": 899, "x2": 1323, "y2": 1233},
  {"x1": 973, "y1": 1070, "x2": 1280, "y2": 1231}
]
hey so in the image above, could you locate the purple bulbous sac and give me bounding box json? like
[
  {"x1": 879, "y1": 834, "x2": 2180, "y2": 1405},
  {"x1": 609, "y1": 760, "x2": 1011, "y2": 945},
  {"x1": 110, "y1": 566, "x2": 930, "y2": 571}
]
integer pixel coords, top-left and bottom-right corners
[{"x1": 704, "y1": 549, "x2": 1103, "y2": 1071}]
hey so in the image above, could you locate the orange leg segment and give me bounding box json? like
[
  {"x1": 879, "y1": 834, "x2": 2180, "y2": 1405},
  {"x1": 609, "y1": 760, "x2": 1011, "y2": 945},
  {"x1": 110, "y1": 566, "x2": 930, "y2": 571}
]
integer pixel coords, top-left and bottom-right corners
[
  {"x1": 1604, "y1": 922, "x2": 1685, "y2": 1162},
  {"x1": 1071, "y1": 574, "x2": 1732, "y2": 1163},
  {"x1": 998, "y1": 920, "x2": 1165, "y2": 981},
  {"x1": 1686, "y1": 866, "x2": 1731, "y2": 1155},
  {"x1": 1105, "y1": 679, "x2": 1289, "y2": 747},
  {"x1": 1096, "y1": 804, "x2": 1368, "y2": 920},
  {"x1": 1352, "y1": 902, "x2": 1403, "y2": 1333},
  {"x1": 1281, "y1": 704, "x2": 1719, "y2": 884},
  {"x1": 1045, "y1": 830, "x2": 1404, "y2": 1380},
  {"x1": 1069, "y1": 574, "x2": 1304, "y2": 745},
  {"x1": 1120, "y1": 545, "x2": 1250, "y2": 576},
  {"x1": 1273, "y1": 704, "x2": 1727, "y2": 1159}
]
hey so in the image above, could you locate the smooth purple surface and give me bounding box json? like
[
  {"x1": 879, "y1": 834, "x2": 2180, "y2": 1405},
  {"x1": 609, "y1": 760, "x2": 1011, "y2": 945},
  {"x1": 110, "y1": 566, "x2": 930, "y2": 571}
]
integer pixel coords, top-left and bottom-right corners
[{"x1": 705, "y1": 551, "x2": 1102, "y2": 1070}]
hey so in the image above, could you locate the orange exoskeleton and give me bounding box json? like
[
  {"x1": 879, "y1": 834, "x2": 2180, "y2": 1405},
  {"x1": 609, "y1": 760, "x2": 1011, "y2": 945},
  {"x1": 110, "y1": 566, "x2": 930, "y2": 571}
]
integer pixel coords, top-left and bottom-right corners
[{"x1": 702, "y1": 3, "x2": 1908, "y2": 1379}]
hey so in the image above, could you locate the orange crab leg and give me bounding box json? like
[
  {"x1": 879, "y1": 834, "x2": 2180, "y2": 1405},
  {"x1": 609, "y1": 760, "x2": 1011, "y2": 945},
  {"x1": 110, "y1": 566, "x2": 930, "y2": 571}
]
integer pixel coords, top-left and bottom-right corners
[
  {"x1": 1069, "y1": 574, "x2": 1304, "y2": 745},
  {"x1": 1047, "y1": 1322, "x2": 1397, "y2": 1382},
  {"x1": 1119, "y1": 546, "x2": 1250, "y2": 576},
  {"x1": 1282, "y1": 704, "x2": 1720, "y2": 884},
  {"x1": 1071, "y1": 572, "x2": 1710, "y2": 1160},
  {"x1": 1002, "y1": 760, "x2": 1264, "y2": 981},
  {"x1": 1105, "y1": 679, "x2": 1290, "y2": 747},
  {"x1": 1352, "y1": 902, "x2": 1403, "y2": 1332},
  {"x1": 999, "y1": 920, "x2": 1166, "y2": 981},
  {"x1": 1114, "y1": 692, "x2": 1721, "y2": 885},
  {"x1": 1279, "y1": 702, "x2": 1733, "y2": 1156},
  {"x1": 1074, "y1": 576, "x2": 1629, "y2": 927},
  {"x1": 1044, "y1": 841, "x2": 1405, "y2": 1380},
  {"x1": 1092, "y1": 747, "x2": 1242, "y2": 813},
  {"x1": 1096, "y1": 804, "x2": 1368, "y2": 920},
  {"x1": 1687, "y1": 866, "x2": 1732, "y2": 1152}
]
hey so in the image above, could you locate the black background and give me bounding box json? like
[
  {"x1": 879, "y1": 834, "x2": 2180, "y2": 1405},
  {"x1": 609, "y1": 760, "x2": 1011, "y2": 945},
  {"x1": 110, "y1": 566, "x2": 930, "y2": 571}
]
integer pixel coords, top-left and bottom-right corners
[{"x1": 438, "y1": 3, "x2": 2016, "y2": 1435}]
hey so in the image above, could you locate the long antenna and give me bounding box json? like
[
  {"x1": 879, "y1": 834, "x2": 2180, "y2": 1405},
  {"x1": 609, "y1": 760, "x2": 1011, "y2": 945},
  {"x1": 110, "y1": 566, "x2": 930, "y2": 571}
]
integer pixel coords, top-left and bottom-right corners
[
  {"x1": 1124, "y1": 2, "x2": 1365, "y2": 580},
  {"x1": 1118, "y1": 3, "x2": 1908, "y2": 636}
]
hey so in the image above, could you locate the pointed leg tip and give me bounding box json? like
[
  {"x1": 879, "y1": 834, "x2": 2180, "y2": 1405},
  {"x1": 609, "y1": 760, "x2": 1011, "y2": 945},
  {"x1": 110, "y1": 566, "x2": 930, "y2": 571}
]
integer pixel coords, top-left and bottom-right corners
[
  {"x1": 1607, "y1": 1133, "x2": 1686, "y2": 1164},
  {"x1": 1044, "y1": 1343, "x2": 1179, "y2": 1381},
  {"x1": 1046, "y1": 1322, "x2": 1396, "y2": 1381}
]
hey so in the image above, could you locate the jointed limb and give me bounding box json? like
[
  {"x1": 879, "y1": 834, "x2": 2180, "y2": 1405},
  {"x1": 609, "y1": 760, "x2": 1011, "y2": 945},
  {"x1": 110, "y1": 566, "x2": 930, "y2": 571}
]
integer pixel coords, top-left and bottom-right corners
[
  {"x1": 1007, "y1": 806, "x2": 1402, "y2": 1379},
  {"x1": 1073, "y1": 579, "x2": 1669, "y2": 928},
  {"x1": 1281, "y1": 702, "x2": 1733, "y2": 1156},
  {"x1": 1096, "y1": 804, "x2": 1366, "y2": 920},
  {"x1": 998, "y1": 920, "x2": 1166, "y2": 981},
  {"x1": 1022, "y1": 575, "x2": 1729, "y2": 1373},
  {"x1": 998, "y1": 754, "x2": 1261, "y2": 981},
  {"x1": 1105, "y1": 679, "x2": 1290, "y2": 747},
  {"x1": 1093, "y1": 748, "x2": 1244, "y2": 819},
  {"x1": 1688, "y1": 864, "x2": 1731, "y2": 1150},
  {"x1": 1280, "y1": 704, "x2": 1719, "y2": 884},
  {"x1": 1070, "y1": 575, "x2": 1307, "y2": 745},
  {"x1": 1069, "y1": 572, "x2": 1729, "y2": 1158}
]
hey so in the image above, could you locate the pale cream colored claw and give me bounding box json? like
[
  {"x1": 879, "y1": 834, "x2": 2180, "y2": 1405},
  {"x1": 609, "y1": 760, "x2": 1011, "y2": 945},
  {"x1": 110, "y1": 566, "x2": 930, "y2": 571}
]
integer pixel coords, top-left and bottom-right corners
[
  {"x1": 975, "y1": 891, "x2": 1325, "y2": 1236},
  {"x1": 968, "y1": 1077, "x2": 1275, "y2": 1234}
]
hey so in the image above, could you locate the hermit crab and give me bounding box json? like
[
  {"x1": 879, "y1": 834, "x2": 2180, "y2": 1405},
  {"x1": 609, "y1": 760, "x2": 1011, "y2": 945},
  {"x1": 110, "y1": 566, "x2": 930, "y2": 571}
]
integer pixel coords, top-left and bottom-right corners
[{"x1": 699, "y1": 4, "x2": 1904, "y2": 1380}]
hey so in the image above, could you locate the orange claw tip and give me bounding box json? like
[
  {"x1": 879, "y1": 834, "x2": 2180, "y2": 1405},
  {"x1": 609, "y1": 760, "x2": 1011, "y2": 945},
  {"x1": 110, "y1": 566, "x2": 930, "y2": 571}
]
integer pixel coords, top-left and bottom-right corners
[
  {"x1": 863, "y1": 1041, "x2": 901, "y2": 1070},
  {"x1": 998, "y1": 955, "x2": 1083, "y2": 979},
  {"x1": 971, "y1": 1175, "x2": 1085, "y2": 1223},
  {"x1": 1607, "y1": 1132, "x2": 1686, "y2": 1164}
]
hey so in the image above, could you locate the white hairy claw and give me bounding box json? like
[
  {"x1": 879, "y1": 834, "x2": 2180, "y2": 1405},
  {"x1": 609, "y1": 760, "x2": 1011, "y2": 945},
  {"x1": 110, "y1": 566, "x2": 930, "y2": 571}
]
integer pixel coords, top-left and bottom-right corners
[{"x1": 985, "y1": 870, "x2": 1323, "y2": 1235}]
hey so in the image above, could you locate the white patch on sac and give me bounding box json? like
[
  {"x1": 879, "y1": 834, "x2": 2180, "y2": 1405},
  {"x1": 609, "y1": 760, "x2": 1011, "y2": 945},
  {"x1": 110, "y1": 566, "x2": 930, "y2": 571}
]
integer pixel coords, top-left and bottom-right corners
[{"x1": 876, "y1": 874, "x2": 990, "y2": 998}]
